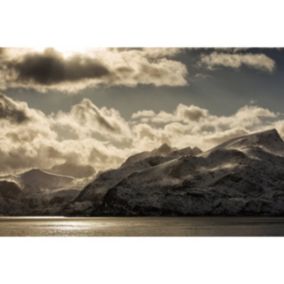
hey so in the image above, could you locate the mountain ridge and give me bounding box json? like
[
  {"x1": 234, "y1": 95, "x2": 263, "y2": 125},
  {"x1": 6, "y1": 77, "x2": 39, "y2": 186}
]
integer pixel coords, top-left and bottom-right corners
[
  {"x1": 1, "y1": 128, "x2": 284, "y2": 216},
  {"x1": 67, "y1": 128, "x2": 284, "y2": 216}
]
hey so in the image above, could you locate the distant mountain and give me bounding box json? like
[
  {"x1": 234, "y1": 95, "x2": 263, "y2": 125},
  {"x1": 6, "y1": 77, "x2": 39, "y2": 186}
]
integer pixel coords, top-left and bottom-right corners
[
  {"x1": 67, "y1": 129, "x2": 284, "y2": 216},
  {"x1": 20, "y1": 169, "x2": 74, "y2": 192},
  {"x1": 50, "y1": 162, "x2": 95, "y2": 179},
  {"x1": 0, "y1": 169, "x2": 80, "y2": 215}
]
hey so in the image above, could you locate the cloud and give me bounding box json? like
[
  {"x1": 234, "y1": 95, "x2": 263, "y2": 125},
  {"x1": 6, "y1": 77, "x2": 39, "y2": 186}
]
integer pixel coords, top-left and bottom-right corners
[
  {"x1": 0, "y1": 48, "x2": 188, "y2": 92},
  {"x1": 176, "y1": 104, "x2": 208, "y2": 121},
  {"x1": 0, "y1": 94, "x2": 129, "y2": 175},
  {"x1": 131, "y1": 104, "x2": 210, "y2": 125},
  {"x1": 200, "y1": 51, "x2": 276, "y2": 73},
  {"x1": 131, "y1": 110, "x2": 156, "y2": 120},
  {"x1": 203, "y1": 128, "x2": 249, "y2": 145},
  {"x1": 11, "y1": 49, "x2": 110, "y2": 85},
  {"x1": 0, "y1": 94, "x2": 30, "y2": 123},
  {"x1": 130, "y1": 103, "x2": 281, "y2": 149},
  {"x1": 139, "y1": 48, "x2": 183, "y2": 58},
  {"x1": 0, "y1": 94, "x2": 283, "y2": 178}
]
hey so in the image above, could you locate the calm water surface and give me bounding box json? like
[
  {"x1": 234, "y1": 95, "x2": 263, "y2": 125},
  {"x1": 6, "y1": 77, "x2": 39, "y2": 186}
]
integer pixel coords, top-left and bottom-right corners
[{"x1": 1, "y1": 217, "x2": 284, "y2": 236}]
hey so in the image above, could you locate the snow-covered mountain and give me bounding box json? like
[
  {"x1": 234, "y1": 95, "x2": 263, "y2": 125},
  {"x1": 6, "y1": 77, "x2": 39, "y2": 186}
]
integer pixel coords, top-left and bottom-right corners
[
  {"x1": 67, "y1": 129, "x2": 284, "y2": 216},
  {"x1": 1, "y1": 128, "x2": 284, "y2": 216},
  {"x1": 69, "y1": 144, "x2": 202, "y2": 213}
]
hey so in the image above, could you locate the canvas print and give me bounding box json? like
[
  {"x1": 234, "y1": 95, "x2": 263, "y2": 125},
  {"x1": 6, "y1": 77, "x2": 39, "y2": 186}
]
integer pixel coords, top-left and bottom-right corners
[{"x1": 0, "y1": 47, "x2": 284, "y2": 236}]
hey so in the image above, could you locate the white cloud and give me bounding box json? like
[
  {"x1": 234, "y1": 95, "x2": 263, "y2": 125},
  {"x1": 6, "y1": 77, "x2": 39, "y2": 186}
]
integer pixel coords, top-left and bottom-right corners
[
  {"x1": 0, "y1": 94, "x2": 282, "y2": 178},
  {"x1": 200, "y1": 51, "x2": 276, "y2": 73},
  {"x1": 131, "y1": 110, "x2": 156, "y2": 120},
  {"x1": 176, "y1": 104, "x2": 209, "y2": 121}
]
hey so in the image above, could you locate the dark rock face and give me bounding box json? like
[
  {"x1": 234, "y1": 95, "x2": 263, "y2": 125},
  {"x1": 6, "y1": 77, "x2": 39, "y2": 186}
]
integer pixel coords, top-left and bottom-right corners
[
  {"x1": 68, "y1": 129, "x2": 284, "y2": 216},
  {"x1": 0, "y1": 180, "x2": 22, "y2": 199},
  {"x1": 0, "y1": 170, "x2": 80, "y2": 216},
  {"x1": 0, "y1": 180, "x2": 23, "y2": 215},
  {"x1": 74, "y1": 144, "x2": 203, "y2": 208}
]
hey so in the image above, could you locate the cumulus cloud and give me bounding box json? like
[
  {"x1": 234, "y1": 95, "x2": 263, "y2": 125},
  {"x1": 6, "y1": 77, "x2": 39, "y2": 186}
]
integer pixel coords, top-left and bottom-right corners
[
  {"x1": 11, "y1": 49, "x2": 110, "y2": 85},
  {"x1": 0, "y1": 48, "x2": 188, "y2": 92},
  {"x1": 0, "y1": 94, "x2": 282, "y2": 178},
  {"x1": 176, "y1": 104, "x2": 209, "y2": 121},
  {"x1": 130, "y1": 103, "x2": 282, "y2": 150},
  {"x1": 0, "y1": 94, "x2": 30, "y2": 123},
  {"x1": 131, "y1": 110, "x2": 156, "y2": 120},
  {"x1": 200, "y1": 51, "x2": 276, "y2": 73}
]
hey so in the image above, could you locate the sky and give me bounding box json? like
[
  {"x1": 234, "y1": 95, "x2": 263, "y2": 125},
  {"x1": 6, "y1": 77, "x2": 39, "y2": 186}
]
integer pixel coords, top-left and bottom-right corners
[{"x1": 0, "y1": 47, "x2": 284, "y2": 178}]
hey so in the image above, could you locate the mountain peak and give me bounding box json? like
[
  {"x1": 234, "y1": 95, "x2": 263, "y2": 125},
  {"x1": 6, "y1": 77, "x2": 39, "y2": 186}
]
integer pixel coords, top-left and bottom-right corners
[
  {"x1": 212, "y1": 128, "x2": 284, "y2": 154},
  {"x1": 155, "y1": 143, "x2": 172, "y2": 154},
  {"x1": 232, "y1": 128, "x2": 282, "y2": 145},
  {"x1": 253, "y1": 128, "x2": 283, "y2": 141}
]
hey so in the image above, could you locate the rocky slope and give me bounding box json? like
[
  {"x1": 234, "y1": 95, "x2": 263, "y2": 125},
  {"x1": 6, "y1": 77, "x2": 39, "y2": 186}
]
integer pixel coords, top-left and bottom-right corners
[
  {"x1": 67, "y1": 129, "x2": 284, "y2": 216},
  {"x1": 67, "y1": 144, "x2": 202, "y2": 214},
  {"x1": 0, "y1": 169, "x2": 82, "y2": 215}
]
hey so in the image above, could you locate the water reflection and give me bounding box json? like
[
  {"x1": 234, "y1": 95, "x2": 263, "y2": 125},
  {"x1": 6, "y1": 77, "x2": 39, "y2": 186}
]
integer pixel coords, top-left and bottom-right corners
[{"x1": 0, "y1": 217, "x2": 284, "y2": 236}]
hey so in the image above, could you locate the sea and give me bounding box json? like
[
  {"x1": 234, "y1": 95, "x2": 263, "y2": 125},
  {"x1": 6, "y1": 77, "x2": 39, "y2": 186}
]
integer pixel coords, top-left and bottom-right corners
[{"x1": 0, "y1": 217, "x2": 284, "y2": 236}]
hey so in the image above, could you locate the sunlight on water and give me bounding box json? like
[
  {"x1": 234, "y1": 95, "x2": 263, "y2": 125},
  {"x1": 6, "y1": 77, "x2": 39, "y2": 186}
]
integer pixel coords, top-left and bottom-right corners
[{"x1": 1, "y1": 217, "x2": 284, "y2": 236}]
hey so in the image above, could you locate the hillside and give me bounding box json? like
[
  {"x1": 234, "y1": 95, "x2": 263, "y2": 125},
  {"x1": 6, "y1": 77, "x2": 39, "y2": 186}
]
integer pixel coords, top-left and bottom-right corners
[{"x1": 67, "y1": 129, "x2": 284, "y2": 216}]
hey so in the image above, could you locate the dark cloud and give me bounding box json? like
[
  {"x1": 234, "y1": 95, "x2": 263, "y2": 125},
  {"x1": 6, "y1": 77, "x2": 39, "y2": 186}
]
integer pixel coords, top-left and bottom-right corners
[
  {"x1": 0, "y1": 94, "x2": 29, "y2": 123},
  {"x1": 0, "y1": 48, "x2": 188, "y2": 92},
  {"x1": 10, "y1": 49, "x2": 110, "y2": 85}
]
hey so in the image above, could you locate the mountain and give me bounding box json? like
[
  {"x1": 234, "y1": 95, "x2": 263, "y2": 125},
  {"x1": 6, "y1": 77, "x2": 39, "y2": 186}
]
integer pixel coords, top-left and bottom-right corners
[
  {"x1": 2, "y1": 129, "x2": 284, "y2": 216},
  {"x1": 122, "y1": 143, "x2": 201, "y2": 167},
  {"x1": 20, "y1": 169, "x2": 74, "y2": 192},
  {"x1": 207, "y1": 128, "x2": 284, "y2": 155},
  {"x1": 49, "y1": 162, "x2": 95, "y2": 178},
  {"x1": 67, "y1": 129, "x2": 284, "y2": 216},
  {"x1": 0, "y1": 180, "x2": 24, "y2": 215},
  {"x1": 0, "y1": 169, "x2": 84, "y2": 216},
  {"x1": 71, "y1": 143, "x2": 202, "y2": 211},
  {"x1": 0, "y1": 180, "x2": 22, "y2": 200}
]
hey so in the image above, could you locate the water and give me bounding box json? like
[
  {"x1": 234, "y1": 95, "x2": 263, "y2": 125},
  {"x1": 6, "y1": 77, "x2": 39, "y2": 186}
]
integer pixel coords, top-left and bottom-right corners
[{"x1": 1, "y1": 217, "x2": 284, "y2": 236}]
